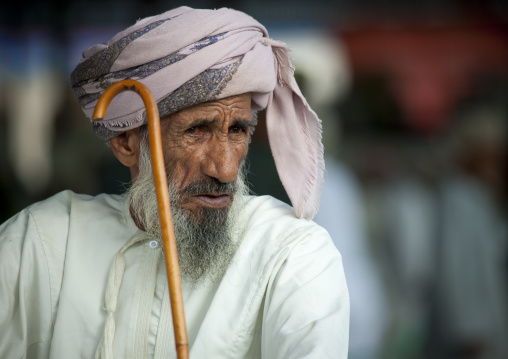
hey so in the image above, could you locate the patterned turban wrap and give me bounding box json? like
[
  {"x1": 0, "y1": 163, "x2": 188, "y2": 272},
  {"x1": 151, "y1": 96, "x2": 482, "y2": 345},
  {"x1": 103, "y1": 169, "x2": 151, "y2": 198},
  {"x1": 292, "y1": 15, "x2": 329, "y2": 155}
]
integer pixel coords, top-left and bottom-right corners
[{"x1": 71, "y1": 6, "x2": 324, "y2": 219}]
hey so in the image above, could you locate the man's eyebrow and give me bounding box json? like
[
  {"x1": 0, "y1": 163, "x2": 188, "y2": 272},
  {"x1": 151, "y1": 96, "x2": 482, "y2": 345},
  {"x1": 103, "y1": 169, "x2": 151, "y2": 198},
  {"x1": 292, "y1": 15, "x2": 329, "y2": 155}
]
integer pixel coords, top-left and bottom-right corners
[
  {"x1": 232, "y1": 119, "x2": 255, "y2": 130},
  {"x1": 187, "y1": 118, "x2": 217, "y2": 128}
]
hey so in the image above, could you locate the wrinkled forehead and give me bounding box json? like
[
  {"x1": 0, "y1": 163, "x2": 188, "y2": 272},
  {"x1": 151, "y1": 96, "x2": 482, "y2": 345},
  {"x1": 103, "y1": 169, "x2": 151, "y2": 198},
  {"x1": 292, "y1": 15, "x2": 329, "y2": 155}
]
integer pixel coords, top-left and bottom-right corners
[
  {"x1": 161, "y1": 93, "x2": 253, "y2": 123},
  {"x1": 140, "y1": 93, "x2": 256, "y2": 135}
]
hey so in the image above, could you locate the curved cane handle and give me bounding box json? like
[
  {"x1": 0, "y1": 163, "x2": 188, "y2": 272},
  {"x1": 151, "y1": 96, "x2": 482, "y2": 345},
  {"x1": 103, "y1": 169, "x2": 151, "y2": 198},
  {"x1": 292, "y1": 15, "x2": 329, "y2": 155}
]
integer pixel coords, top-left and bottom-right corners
[{"x1": 93, "y1": 79, "x2": 189, "y2": 359}]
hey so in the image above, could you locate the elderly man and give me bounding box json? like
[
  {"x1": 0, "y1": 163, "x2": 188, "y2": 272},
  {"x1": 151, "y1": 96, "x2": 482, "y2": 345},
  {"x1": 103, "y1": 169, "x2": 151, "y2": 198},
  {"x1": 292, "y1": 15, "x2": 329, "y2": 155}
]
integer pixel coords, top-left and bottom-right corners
[{"x1": 0, "y1": 7, "x2": 349, "y2": 359}]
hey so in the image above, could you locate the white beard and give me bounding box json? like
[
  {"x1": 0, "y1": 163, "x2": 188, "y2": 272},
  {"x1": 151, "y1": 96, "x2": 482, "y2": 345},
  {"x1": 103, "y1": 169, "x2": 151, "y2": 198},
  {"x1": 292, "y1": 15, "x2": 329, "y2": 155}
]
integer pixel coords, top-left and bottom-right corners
[{"x1": 127, "y1": 133, "x2": 249, "y2": 284}]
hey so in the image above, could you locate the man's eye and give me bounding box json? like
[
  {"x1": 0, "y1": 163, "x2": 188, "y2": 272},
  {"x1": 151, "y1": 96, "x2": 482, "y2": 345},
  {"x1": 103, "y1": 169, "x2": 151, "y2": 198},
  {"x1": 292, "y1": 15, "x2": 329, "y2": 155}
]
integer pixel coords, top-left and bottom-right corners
[
  {"x1": 229, "y1": 125, "x2": 245, "y2": 134},
  {"x1": 185, "y1": 126, "x2": 204, "y2": 135}
]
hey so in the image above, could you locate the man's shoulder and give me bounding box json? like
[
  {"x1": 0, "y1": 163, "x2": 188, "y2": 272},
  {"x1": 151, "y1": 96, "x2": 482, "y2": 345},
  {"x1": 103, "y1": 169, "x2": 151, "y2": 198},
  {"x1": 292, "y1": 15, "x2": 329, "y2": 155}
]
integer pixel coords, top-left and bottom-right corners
[
  {"x1": 1, "y1": 190, "x2": 126, "y2": 239},
  {"x1": 230, "y1": 195, "x2": 345, "y2": 308},
  {"x1": 240, "y1": 195, "x2": 332, "y2": 249},
  {"x1": 26, "y1": 190, "x2": 125, "y2": 223},
  {"x1": 243, "y1": 194, "x2": 326, "y2": 227}
]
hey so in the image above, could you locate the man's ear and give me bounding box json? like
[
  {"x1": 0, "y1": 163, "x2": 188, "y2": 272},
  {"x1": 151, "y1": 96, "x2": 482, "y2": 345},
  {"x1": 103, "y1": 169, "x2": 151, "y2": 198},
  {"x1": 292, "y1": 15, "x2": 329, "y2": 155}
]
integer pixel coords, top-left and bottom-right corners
[{"x1": 110, "y1": 128, "x2": 141, "y2": 169}]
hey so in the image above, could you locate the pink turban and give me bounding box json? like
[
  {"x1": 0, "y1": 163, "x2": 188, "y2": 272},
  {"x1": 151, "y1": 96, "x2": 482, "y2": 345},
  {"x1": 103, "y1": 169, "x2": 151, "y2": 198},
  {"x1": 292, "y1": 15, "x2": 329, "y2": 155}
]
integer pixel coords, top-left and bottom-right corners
[{"x1": 71, "y1": 6, "x2": 324, "y2": 219}]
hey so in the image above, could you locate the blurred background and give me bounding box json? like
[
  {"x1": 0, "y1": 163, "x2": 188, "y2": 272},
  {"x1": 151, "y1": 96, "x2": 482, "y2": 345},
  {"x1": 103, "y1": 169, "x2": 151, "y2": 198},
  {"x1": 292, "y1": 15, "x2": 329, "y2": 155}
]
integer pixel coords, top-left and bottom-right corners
[{"x1": 1, "y1": 1, "x2": 507, "y2": 358}]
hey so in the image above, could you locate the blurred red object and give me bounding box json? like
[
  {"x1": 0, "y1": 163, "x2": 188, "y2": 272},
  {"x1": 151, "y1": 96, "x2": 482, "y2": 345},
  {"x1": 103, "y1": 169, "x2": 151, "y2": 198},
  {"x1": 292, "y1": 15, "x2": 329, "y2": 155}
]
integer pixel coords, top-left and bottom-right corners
[{"x1": 340, "y1": 20, "x2": 508, "y2": 134}]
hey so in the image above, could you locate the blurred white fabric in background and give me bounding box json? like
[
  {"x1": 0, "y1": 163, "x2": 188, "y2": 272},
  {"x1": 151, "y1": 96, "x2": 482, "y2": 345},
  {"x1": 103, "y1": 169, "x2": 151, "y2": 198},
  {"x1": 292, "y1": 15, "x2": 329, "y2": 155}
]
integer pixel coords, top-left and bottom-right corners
[
  {"x1": 1, "y1": 33, "x2": 64, "y2": 195},
  {"x1": 6, "y1": 71, "x2": 63, "y2": 194},
  {"x1": 315, "y1": 158, "x2": 389, "y2": 359}
]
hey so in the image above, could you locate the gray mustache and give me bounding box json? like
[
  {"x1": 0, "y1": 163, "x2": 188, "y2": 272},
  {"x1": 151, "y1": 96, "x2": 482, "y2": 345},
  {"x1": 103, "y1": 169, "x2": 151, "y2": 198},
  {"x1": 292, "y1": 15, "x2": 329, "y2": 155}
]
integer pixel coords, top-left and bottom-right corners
[{"x1": 182, "y1": 178, "x2": 237, "y2": 196}]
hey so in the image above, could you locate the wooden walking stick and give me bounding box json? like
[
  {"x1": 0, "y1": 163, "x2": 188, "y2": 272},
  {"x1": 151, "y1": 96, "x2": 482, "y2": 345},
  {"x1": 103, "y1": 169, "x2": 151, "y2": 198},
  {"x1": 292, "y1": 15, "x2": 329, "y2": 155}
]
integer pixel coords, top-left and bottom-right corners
[{"x1": 92, "y1": 79, "x2": 189, "y2": 359}]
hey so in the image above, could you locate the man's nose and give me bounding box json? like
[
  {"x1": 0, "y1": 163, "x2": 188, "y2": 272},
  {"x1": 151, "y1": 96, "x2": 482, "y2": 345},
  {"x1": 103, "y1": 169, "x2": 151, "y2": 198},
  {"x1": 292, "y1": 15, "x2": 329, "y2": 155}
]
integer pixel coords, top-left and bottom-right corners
[{"x1": 201, "y1": 139, "x2": 239, "y2": 184}]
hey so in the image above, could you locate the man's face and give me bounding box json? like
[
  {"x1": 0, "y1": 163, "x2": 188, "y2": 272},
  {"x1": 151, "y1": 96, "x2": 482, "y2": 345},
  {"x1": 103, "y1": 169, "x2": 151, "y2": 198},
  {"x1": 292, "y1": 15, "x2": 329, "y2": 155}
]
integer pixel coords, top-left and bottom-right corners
[
  {"x1": 126, "y1": 93, "x2": 252, "y2": 283},
  {"x1": 157, "y1": 93, "x2": 252, "y2": 217}
]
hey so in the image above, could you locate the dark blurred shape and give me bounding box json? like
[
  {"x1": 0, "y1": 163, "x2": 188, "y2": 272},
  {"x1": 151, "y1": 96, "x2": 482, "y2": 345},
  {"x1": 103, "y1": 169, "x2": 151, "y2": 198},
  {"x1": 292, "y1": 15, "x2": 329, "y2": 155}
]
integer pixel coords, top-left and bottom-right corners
[{"x1": 247, "y1": 109, "x2": 290, "y2": 204}]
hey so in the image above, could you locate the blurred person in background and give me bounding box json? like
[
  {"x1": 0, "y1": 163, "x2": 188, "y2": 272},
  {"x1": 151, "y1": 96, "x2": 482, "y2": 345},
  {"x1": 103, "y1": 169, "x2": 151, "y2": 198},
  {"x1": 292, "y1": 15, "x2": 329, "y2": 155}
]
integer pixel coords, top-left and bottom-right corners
[
  {"x1": 429, "y1": 105, "x2": 508, "y2": 359},
  {"x1": 381, "y1": 171, "x2": 439, "y2": 359},
  {"x1": 379, "y1": 103, "x2": 508, "y2": 359},
  {"x1": 315, "y1": 159, "x2": 390, "y2": 359},
  {"x1": 0, "y1": 29, "x2": 65, "y2": 218}
]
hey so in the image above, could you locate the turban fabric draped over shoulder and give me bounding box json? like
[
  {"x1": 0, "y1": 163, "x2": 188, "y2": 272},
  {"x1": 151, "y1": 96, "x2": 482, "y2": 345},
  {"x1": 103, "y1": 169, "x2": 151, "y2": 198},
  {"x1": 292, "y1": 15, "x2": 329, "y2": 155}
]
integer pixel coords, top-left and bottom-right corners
[{"x1": 71, "y1": 6, "x2": 324, "y2": 220}]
